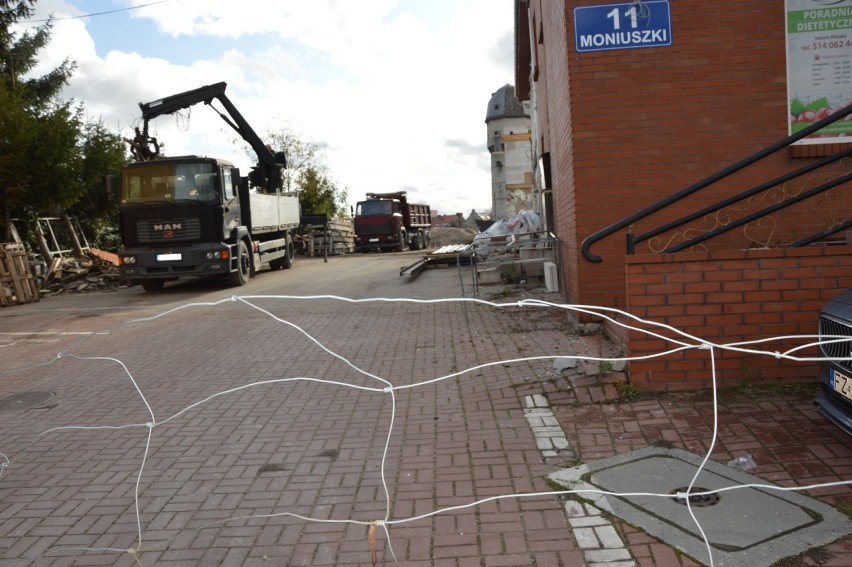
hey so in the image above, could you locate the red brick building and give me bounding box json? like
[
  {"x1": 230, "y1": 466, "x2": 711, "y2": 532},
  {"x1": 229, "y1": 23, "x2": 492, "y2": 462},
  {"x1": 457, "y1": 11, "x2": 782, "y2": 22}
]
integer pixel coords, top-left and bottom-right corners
[{"x1": 514, "y1": 0, "x2": 852, "y2": 389}]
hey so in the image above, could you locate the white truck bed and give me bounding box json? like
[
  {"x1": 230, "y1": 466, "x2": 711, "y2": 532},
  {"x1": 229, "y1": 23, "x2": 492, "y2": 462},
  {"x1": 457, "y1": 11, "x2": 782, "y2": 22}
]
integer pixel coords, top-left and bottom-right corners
[{"x1": 249, "y1": 192, "x2": 301, "y2": 234}]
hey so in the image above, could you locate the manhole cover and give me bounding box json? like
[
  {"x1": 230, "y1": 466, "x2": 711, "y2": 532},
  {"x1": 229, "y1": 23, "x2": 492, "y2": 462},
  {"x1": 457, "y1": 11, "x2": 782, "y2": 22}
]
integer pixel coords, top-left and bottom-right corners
[
  {"x1": 0, "y1": 391, "x2": 57, "y2": 412},
  {"x1": 549, "y1": 447, "x2": 852, "y2": 567},
  {"x1": 670, "y1": 486, "x2": 721, "y2": 507}
]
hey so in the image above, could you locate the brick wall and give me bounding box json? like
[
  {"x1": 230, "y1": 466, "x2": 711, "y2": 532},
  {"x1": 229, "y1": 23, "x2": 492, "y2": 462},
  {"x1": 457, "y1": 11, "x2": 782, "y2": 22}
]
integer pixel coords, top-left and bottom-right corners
[
  {"x1": 518, "y1": 0, "x2": 852, "y2": 390},
  {"x1": 540, "y1": 1, "x2": 852, "y2": 309},
  {"x1": 532, "y1": 1, "x2": 579, "y2": 302},
  {"x1": 620, "y1": 246, "x2": 852, "y2": 391}
]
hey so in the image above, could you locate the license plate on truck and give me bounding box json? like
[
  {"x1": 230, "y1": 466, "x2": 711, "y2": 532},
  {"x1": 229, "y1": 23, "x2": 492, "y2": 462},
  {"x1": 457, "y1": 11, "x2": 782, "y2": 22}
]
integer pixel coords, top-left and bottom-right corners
[
  {"x1": 156, "y1": 253, "x2": 182, "y2": 262},
  {"x1": 832, "y1": 369, "x2": 852, "y2": 400},
  {"x1": 369, "y1": 238, "x2": 379, "y2": 243}
]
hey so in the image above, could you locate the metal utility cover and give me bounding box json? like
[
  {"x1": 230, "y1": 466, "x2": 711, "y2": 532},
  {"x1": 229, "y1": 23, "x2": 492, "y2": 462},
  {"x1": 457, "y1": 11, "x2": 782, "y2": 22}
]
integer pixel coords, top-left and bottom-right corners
[
  {"x1": 0, "y1": 391, "x2": 56, "y2": 412},
  {"x1": 549, "y1": 447, "x2": 852, "y2": 567}
]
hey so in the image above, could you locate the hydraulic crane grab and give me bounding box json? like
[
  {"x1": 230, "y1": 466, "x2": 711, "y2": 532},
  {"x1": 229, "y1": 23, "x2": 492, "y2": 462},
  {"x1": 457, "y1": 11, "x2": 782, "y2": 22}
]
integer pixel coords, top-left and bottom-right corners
[{"x1": 131, "y1": 81, "x2": 286, "y2": 192}]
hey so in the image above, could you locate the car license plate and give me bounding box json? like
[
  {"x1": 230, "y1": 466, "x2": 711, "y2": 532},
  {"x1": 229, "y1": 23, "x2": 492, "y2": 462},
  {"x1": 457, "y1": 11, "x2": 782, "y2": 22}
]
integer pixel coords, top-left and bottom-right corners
[
  {"x1": 832, "y1": 369, "x2": 852, "y2": 400},
  {"x1": 156, "y1": 253, "x2": 182, "y2": 262},
  {"x1": 369, "y1": 238, "x2": 379, "y2": 243}
]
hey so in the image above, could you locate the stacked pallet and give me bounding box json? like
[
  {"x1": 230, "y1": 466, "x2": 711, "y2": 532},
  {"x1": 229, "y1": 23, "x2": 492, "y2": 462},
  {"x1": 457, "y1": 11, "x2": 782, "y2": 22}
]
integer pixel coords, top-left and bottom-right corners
[
  {"x1": 0, "y1": 242, "x2": 39, "y2": 306},
  {"x1": 304, "y1": 218, "x2": 356, "y2": 257}
]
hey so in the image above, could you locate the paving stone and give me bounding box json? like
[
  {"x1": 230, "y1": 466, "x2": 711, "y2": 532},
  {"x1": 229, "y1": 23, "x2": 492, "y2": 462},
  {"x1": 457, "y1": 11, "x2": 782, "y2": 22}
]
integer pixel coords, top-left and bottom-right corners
[{"x1": 1, "y1": 268, "x2": 850, "y2": 567}]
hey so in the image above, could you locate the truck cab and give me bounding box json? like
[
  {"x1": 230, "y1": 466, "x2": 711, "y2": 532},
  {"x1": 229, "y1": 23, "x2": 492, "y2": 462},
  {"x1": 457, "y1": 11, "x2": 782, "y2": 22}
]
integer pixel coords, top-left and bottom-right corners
[
  {"x1": 354, "y1": 197, "x2": 405, "y2": 252},
  {"x1": 115, "y1": 82, "x2": 300, "y2": 291},
  {"x1": 118, "y1": 157, "x2": 243, "y2": 290}
]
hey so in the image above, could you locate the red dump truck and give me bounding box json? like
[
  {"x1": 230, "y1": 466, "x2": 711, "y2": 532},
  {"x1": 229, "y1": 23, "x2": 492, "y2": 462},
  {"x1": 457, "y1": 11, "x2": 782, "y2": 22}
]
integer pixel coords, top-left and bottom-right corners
[{"x1": 354, "y1": 191, "x2": 432, "y2": 252}]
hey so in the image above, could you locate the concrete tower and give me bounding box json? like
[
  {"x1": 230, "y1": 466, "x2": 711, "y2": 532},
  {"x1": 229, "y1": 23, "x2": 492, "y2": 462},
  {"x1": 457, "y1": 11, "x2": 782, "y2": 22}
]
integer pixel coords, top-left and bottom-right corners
[{"x1": 485, "y1": 84, "x2": 533, "y2": 220}]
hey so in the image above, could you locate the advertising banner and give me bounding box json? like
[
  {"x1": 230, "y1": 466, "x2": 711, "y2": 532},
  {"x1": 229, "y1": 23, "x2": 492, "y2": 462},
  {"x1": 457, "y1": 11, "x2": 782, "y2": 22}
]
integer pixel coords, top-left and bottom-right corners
[{"x1": 786, "y1": 0, "x2": 852, "y2": 144}]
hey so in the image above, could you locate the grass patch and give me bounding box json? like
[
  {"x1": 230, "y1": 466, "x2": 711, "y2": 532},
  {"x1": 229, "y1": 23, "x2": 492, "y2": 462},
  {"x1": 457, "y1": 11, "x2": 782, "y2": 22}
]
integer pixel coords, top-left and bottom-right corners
[{"x1": 614, "y1": 380, "x2": 641, "y2": 402}]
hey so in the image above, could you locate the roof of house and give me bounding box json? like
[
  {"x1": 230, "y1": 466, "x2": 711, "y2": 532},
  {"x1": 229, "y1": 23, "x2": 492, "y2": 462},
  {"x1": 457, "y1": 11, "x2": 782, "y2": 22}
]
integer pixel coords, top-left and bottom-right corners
[{"x1": 485, "y1": 84, "x2": 528, "y2": 123}]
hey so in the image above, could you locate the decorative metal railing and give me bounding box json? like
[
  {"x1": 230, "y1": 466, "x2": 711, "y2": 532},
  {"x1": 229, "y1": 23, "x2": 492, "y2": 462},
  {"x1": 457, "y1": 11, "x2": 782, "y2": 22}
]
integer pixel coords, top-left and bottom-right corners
[{"x1": 582, "y1": 105, "x2": 852, "y2": 263}]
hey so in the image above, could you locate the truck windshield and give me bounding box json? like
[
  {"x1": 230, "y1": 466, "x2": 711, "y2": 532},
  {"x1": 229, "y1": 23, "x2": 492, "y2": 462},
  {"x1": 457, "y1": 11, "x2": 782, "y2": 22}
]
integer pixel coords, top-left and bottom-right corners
[
  {"x1": 356, "y1": 200, "x2": 393, "y2": 216},
  {"x1": 122, "y1": 163, "x2": 219, "y2": 204}
]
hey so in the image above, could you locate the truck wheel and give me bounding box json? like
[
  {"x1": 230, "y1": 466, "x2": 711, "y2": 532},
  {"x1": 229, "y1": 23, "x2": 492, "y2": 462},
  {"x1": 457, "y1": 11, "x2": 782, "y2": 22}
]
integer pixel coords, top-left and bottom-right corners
[
  {"x1": 282, "y1": 233, "x2": 295, "y2": 269},
  {"x1": 410, "y1": 231, "x2": 421, "y2": 251},
  {"x1": 396, "y1": 230, "x2": 405, "y2": 252},
  {"x1": 416, "y1": 231, "x2": 425, "y2": 250},
  {"x1": 229, "y1": 240, "x2": 250, "y2": 286},
  {"x1": 141, "y1": 279, "x2": 164, "y2": 292}
]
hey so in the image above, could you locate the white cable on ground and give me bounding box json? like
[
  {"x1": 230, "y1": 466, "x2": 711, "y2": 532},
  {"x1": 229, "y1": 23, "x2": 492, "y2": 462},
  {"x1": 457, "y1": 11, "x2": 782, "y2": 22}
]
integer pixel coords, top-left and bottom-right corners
[{"x1": 0, "y1": 294, "x2": 849, "y2": 567}]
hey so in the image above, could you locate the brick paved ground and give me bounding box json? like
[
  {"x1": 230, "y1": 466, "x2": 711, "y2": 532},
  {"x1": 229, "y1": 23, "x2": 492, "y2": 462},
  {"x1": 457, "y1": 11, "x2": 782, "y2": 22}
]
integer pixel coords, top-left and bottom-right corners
[{"x1": 0, "y1": 273, "x2": 850, "y2": 566}]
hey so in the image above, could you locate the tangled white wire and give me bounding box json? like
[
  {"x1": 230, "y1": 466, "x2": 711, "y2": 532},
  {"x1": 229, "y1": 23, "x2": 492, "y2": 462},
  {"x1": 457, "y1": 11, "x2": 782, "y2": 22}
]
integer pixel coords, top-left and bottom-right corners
[{"x1": 0, "y1": 294, "x2": 850, "y2": 567}]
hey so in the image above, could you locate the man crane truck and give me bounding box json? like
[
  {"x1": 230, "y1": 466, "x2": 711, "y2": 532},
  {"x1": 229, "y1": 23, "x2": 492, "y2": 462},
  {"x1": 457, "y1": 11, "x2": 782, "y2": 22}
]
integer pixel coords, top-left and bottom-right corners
[
  {"x1": 115, "y1": 82, "x2": 300, "y2": 291},
  {"x1": 354, "y1": 191, "x2": 432, "y2": 253}
]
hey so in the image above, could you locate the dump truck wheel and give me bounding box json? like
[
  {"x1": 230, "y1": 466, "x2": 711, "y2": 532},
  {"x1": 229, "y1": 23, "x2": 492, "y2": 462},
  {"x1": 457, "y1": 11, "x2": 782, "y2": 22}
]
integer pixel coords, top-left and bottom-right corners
[{"x1": 396, "y1": 230, "x2": 405, "y2": 252}]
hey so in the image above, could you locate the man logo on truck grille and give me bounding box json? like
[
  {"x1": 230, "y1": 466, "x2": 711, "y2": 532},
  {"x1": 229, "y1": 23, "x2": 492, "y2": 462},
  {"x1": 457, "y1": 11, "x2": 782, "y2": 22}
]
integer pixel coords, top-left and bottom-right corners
[{"x1": 153, "y1": 222, "x2": 181, "y2": 238}]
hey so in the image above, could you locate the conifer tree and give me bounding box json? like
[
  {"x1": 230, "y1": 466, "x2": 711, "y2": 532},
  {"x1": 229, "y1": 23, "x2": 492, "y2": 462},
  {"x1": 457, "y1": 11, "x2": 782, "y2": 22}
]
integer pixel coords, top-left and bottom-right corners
[{"x1": 0, "y1": 0, "x2": 127, "y2": 244}]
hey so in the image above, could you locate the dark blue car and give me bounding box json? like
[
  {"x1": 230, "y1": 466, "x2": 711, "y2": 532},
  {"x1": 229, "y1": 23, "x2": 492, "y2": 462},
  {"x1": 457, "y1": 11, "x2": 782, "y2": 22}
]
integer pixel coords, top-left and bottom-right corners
[{"x1": 815, "y1": 288, "x2": 852, "y2": 435}]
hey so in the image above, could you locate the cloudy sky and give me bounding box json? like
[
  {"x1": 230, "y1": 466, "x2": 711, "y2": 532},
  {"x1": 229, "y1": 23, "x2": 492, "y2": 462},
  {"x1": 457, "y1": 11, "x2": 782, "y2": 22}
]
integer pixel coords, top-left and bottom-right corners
[{"x1": 20, "y1": 0, "x2": 516, "y2": 215}]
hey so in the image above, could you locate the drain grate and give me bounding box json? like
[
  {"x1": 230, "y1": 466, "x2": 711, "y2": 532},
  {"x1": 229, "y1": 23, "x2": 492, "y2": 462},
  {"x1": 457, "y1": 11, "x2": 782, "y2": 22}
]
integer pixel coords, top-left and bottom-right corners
[
  {"x1": 0, "y1": 391, "x2": 57, "y2": 412},
  {"x1": 670, "y1": 486, "x2": 721, "y2": 507}
]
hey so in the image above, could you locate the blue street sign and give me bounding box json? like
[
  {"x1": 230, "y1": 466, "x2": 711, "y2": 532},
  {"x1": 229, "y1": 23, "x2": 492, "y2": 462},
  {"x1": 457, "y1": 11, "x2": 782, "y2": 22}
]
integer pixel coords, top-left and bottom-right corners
[{"x1": 574, "y1": 1, "x2": 672, "y2": 53}]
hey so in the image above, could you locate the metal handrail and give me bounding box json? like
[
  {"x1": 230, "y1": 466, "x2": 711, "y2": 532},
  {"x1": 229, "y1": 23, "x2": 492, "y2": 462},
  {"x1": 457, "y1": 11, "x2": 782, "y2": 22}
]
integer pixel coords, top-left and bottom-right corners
[{"x1": 581, "y1": 104, "x2": 852, "y2": 263}]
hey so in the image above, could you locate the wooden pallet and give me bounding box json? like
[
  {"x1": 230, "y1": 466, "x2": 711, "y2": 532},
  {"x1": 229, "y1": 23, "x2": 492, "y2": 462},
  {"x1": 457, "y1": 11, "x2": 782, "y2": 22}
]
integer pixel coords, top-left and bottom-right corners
[{"x1": 0, "y1": 242, "x2": 39, "y2": 306}]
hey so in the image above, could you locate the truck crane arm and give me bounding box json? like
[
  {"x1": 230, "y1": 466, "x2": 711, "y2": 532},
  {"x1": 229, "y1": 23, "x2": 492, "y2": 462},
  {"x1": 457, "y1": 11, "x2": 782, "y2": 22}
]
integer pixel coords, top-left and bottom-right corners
[{"x1": 135, "y1": 81, "x2": 286, "y2": 192}]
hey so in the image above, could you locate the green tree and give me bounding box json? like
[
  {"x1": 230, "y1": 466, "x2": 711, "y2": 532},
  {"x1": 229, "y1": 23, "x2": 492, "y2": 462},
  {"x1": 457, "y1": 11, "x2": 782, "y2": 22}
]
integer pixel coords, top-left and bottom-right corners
[
  {"x1": 0, "y1": 0, "x2": 128, "y2": 244},
  {"x1": 299, "y1": 167, "x2": 348, "y2": 217},
  {"x1": 263, "y1": 127, "x2": 348, "y2": 217},
  {"x1": 0, "y1": 0, "x2": 77, "y2": 239},
  {"x1": 264, "y1": 127, "x2": 326, "y2": 193},
  {"x1": 68, "y1": 120, "x2": 130, "y2": 248}
]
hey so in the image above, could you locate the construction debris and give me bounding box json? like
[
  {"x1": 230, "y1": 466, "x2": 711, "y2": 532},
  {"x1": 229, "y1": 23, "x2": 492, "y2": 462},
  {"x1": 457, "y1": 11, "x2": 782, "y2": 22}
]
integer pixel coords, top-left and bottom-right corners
[
  {"x1": 300, "y1": 217, "x2": 356, "y2": 257},
  {"x1": 400, "y1": 244, "x2": 473, "y2": 278},
  {"x1": 42, "y1": 251, "x2": 128, "y2": 295},
  {"x1": 428, "y1": 227, "x2": 477, "y2": 248}
]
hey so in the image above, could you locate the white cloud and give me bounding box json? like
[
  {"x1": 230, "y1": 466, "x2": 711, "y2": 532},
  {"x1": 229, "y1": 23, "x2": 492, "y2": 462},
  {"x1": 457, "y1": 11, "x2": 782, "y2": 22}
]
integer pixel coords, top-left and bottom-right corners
[{"x1": 20, "y1": 0, "x2": 514, "y2": 215}]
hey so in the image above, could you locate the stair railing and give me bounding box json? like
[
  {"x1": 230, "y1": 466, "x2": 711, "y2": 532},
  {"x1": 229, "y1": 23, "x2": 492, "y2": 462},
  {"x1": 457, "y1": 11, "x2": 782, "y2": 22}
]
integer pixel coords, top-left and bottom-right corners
[{"x1": 581, "y1": 105, "x2": 852, "y2": 263}]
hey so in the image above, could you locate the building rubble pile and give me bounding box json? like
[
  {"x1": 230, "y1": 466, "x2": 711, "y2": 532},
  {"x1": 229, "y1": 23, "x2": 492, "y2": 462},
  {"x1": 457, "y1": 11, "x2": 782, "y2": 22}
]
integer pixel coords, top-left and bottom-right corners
[
  {"x1": 42, "y1": 253, "x2": 128, "y2": 295},
  {"x1": 473, "y1": 210, "x2": 542, "y2": 257}
]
